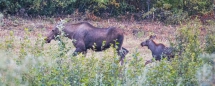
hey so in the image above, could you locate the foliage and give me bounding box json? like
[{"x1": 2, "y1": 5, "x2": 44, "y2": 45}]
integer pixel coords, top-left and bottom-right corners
[
  {"x1": 0, "y1": 0, "x2": 214, "y2": 24},
  {"x1": 154, "y1": 0, "x2": 213, "y2": 15},
  {"x1": 175, "y1": 20, "x2": 203, "y2": 61},
  {"x1": 205, "y1": 32, "x2": 215, "y2": 54},
  {"x1": 164, "y1": 10, "x2": 189, "y2": 24},
  {"x1": 0, "y1": 0, "x2": 141, "y2": 17},
  {"x1": 197, "y1": 54, "x2": 215, "y2": 86},
  {"x1": 149, "y1": 0, "x2": 214, "y2": 24},
  {"x1": 0, "y1": 19, "x2": 214, "y2": 85},
  {"x1": 0, "y1": 0, "x2": 77, "y2": 16},
  {"x1": 205, "y1": 21, "x2": 215, "y2": 54},
  {"x1": 145, "y1": 20, "x2": 205, "y2": 85}
]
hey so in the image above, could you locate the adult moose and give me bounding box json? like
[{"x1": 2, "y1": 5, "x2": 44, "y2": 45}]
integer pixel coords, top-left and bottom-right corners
[
  {"x1": 45, "y1": 22, "x2": 129, "y2": 65},
  {"x1": 141, "y1": 35, "x2": 174, "y2": 65}
]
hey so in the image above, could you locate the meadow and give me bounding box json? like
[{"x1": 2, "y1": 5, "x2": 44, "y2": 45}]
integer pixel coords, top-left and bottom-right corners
[{"x1": 0, "y1": 16, "x2": 215, "y2": 86}]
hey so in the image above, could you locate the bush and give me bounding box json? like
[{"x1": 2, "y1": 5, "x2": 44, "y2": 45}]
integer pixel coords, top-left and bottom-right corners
[
  {"x1": 144, "y1": 20, "x2": 205, "y2": 85},
  {"x1": 150, "y1": 8, "x2": 189, "y2": 24},
  {"x1": 205, "y1": 34, "x2": 215, "y2": 54},
  {"x1": 164, "y1": 10, "x2": 189, "y2": 24},
  {"x1": 0, "y1": 0, "x2": 214, "y2": 23},
  {"x1": 174, "y1": 20, "x2": 203, "y2": 61},
  {"x1": 1, "y1": 20, "x2": 215, "y2": 85},
  {"x1": 205, "y1": 22, "x2": 215, "y2": 54},
  {"x1": 154, "y1": 0, "x2": 213, "y2": 15},
  {"x1": 0, "y1": 0, "x2": 142, "y2": 17},
  {"x1": 197, "y1": 54, "x2": 215, "y2": 86},
  {"x1": 150, "y1": 0, "x2": 214, "y2": 24}
]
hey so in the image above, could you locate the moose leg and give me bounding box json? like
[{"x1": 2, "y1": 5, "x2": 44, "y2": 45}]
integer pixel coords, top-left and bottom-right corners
[
  {"x1": 144, "y1": 55, "x2": 161, "y2": 66},
  {"x1": 117, "y1": 47, "x2": 129, "y2": 65},
  {"x1": 82, "y1": 50, "x2": 87, "y2": 56},
  {"x1": 72, "y1": 48, "x2": 87, "y2": 56},
  {"x1": 72, "y1": 41, "x2": 87, "y2": 56},
  {"x1": 145, "y1": 59, "x2": 153, "y2": 66}
]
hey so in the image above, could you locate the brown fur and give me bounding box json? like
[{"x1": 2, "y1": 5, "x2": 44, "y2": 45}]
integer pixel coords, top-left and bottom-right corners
[
  {"x1": 141, "y1": 35, "x2": 175, "y2": 66},
  {"x1": 45, "y1": 22, "x2": 129, "y2": 65}
]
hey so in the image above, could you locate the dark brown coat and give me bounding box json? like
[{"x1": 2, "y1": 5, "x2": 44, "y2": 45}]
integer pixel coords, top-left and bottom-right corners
[
  {"x1": 45, "y1": 22, "x2": 129, "y2": 64},
  {"x1": 141, "y1": 35, "x2": 174, "y2": 65}
]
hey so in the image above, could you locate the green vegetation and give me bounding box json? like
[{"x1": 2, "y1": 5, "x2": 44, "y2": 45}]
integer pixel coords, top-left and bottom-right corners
[
  {"x1": 205, "y1": 21, "x2": 215, "y2": 54},
  {"x1": 0, "y1": 0, "x2": 214, "y2": 23},
  {"x1": 0, "y1": 19, "x2": 215, "y2": 85},
  {"x1": 0, "y1": 0, "x2": 215, "y2": 85}
]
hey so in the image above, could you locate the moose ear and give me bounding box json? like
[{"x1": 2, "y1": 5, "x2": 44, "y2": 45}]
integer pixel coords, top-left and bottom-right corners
[{"x1": 149, "y1": 35, "x2": 156, "y2": 39}]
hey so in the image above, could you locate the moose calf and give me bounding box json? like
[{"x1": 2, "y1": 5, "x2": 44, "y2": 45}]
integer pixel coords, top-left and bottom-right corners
[{"x1": 141, "y1": 35, "x2": 174, "y2": 65}]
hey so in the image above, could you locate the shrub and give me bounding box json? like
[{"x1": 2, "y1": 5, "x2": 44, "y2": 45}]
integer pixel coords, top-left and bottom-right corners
[
  {"x1": 1, "y1": 19, "x2": 215, "y2": 85},
  {"x1": 154, "y1": 0, "x2": 213, "y2": 15},
  {"x1": 144, "y1": 20, "x2": 205, "y2": 85},
  {"x1": 0, "y1": 0, "x2": 141, "y2": 17},
  {"x1": 205, "y1": 22, "x2": 215, "y2": 54},
  {"x1": 164, "y1": 10, "x2": 189, "y2": 25},
  {"x1": 174, "y1": 20, "x2": 203, "y2": 61},
  {"x1": 150, "y1": 0, "x2": 214, "y2": 24},
  {"x1": 197, "y1": 54, "x2": 215, "y2": 86}
]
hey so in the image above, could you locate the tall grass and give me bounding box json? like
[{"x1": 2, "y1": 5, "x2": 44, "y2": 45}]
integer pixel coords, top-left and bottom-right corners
[{"x1": 0, "y1": 20, "x2": 215, "y2": 85}]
